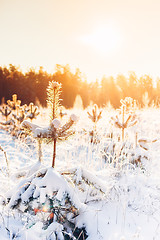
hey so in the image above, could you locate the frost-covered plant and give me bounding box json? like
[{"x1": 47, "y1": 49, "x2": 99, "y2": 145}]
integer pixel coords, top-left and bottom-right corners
[
  {"x1": 0, "y1": 118, "x2": 15, "y2": 126},
  {"x1": 22, "y1": 81, "x2": 78, "y2": 167},
  {"x1": 12, "y1": 107, "x2": 25, "y2": 124},
  {"x1": 47, "y1": 81, "x2": 61, "y2": 120},
  {"x1": 47, "y1": 81, "x2": 61, "y2": 167},
  {"x1": 22, "y1": 104, "x2": 30, "y2": 114},
  {"x1": 103, "y1": 140, "x2": 149, "y2": 167},
  {"x1": 4, "y1": 168, "x2": 88, "y2": 239},
  {"x1": 0, "y1": 119, "x2": 16, "y2": 135},
  {"x1": 0, "y1": 105, "x2": 12, "y2": 121},
  {"x1": 0, "y1": 105, "x2": 26, "y2": 139},
  {"x1": 22, "y1": 114, "x2": 78, "y2": 165},
  {"x1": 7, "y1": 94, "x2": 21, "y2": 111},
  {"x1": 61, "y1": 167, "x2": 107, "y2": 200},
  {"x1": 5, "y1": 102, "x2": 38, "y2": 138},
  {"x1": 0, "y1": 97, "x2": 26, "y2": 136},
  {"x1": 0, "y1": 145, "x2": 10, "y2": 176},
  {"x1": 111, "y1": 98, "x2": 137, "y2": 141},
  {"x1": 87, "y1": 104, "x2": 102, "y2": 123},
  {"x1": 87, "y1": 104, "x2": 102, "y2": 144},
  {"x1": 120, "y1": 97, "x2": 138, "y2": 113},
  {"x1": 26, "y1": 102, "x2": 39, "y2": 122}
]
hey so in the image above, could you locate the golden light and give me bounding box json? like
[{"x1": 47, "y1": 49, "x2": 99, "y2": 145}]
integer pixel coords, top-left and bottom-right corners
[
  {"x1": 81, "y1": 24, "x2": 122, "y2": 55},
  {"x1": 42, "y1": 205, "x2": 48, "y2": 212}
]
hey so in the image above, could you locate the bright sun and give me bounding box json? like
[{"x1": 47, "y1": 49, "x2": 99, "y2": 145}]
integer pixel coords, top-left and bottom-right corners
[{"x1": 81, "y1": 24, "x2": 121, "y2": 55}]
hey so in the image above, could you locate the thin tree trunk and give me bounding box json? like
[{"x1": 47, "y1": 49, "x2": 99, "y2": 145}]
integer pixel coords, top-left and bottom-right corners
[
  {"x1": 52, "y1": 139, "x2": 56, "y2": 168},
  {"x1": 38, "y1": 139, "x2": 42, "y2": 162},
  {"x1": 52, "y1": 88, "x2": 56, "y2": 168}
]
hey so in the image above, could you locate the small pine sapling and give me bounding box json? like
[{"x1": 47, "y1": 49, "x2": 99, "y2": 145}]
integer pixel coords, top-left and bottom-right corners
[
  {"x1": 120, "y1": 97, "x2": 138, "y2": 113},
  {"x1": 22, "y1": 104, "x2": 30, "y2": 114},
  {"x1": 47, "y1": 80, "x2": 78, "y2": 167},
  {"x1": 47, "y1": 81, "x2": 62, "y2": 167},
  {"x1": 22, "y1": 81, "x2": 78, "y2": 167},
  {"x1": 87, "y1": 104, "x2": 102, "y2": 143},
  {"x1": 0, "y1": 105, "x2": 16, "y2": 133},
  {"x1": 4, "y1": 167, "x2": 87, "y2": 239},
  {"x1": 7, "y1": 94, "x2": 21, "y2": 111},
  {"x1": 22, "y1": 115, "x2": 78, "y2": 164},
  {"x1": 12, "y1": 107, "x2": 25, "y2": 124},
  {"x1": 111, "y1": 98, "x2": 138, "y2": 141},
  {"x1": 26, "y1": 103, "x2": 39, "y2": 122},
  {"x1": 0, "y1": 105, "x2": 12, "y2": 122}
]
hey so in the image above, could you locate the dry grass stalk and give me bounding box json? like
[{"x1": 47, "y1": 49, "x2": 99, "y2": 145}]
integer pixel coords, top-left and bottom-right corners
[{"x1": 0, "y1": 145, "x2": 10, "y2": 176}]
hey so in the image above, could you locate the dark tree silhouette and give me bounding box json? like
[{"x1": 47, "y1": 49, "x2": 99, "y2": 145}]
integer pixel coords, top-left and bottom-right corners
[{"x1": 0, "y1": 64, "x2": 159, "y2": 108}]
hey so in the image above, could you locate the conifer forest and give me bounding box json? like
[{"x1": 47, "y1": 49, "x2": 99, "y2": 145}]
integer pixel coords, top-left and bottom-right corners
[{"x1": 1, "y1": 64, "x2": 160, "y2": 108}]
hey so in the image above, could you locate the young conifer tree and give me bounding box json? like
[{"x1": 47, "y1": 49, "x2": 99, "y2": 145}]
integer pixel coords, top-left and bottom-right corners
[
  {"x1": 26, "y1": 103, "x2": 39, "y2": 122},
  {"x1": 7, "y1": 94, "x2": 21, "y2": 111},
  {"x1": 47, "y1": 81, "x2": 61, "y2": 167},
  {"x1": 111, "y1": 97, "x2": 137, "y2": 141},
  {"x1": 12, "y1": 107, "x2": 25, "y2": 124},
  {"x1": 87, "y1": 104, "x2": 102, "y2": 143},
  {"x1": 0, "y1": 105, "x2": 12, "y2": 122},
  {"x1": 22, "y1": 81, "x2": 78, "y2": 167}
]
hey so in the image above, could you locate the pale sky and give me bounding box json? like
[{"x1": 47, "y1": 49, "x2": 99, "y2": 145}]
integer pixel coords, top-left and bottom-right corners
[{"x1": 1, "y1": 0, "x2": 160, "y2": 82}]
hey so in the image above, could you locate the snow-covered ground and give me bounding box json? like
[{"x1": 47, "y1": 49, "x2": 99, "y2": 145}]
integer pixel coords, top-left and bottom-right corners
[{"x1": 0, "y1": 107, "x2": 160, "y2": 239}]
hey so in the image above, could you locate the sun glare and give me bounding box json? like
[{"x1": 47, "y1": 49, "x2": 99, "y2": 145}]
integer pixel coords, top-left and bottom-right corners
[{"x1": 81, "y1": 24, "x2": 122, "y2": 55}]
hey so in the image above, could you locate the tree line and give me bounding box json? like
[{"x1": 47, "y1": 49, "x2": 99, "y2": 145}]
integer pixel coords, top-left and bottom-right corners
[{"x1": 1, "y1": 64, "x2": 160, "y2": 108}]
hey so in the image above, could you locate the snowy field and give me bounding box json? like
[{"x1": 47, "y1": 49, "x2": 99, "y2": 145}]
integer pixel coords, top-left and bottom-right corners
[{"x1": 1, "y1": 106, "x2": 160, "y2": 239}]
